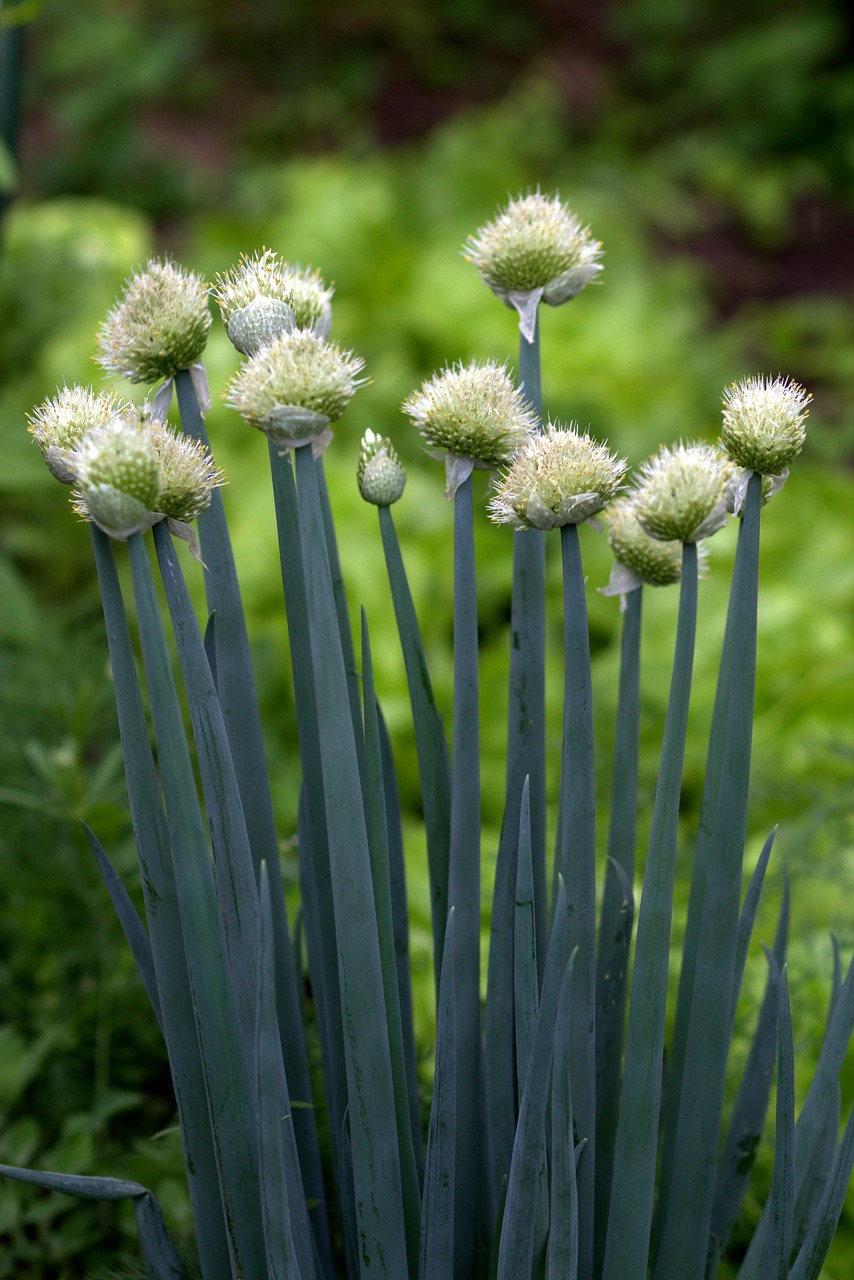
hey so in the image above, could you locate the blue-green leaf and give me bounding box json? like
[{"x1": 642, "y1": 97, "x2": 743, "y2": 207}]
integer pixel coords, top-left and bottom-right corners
[
  {"x1": 548, "y1": 951, "x2": 579, "y2": 1280},
  {"x1": 420, "y1": 911, "x2": 457, "y2": 1280},
  {"x1": 90, "y1": 527, "x2": 231, "y2": 1280},
  {"x1": 761, "y1": 966, "x2": 794, "y2": 1280},
  {"x1": 0, "y1": 1165, "x2": 183, "y2": 1279},
  {"x1": 497, "y1": 878, "x2": 572, "y2": 1280},
  {"x1": 83, "y1": 823, "x2": 162, "y2": 1034},
  {"x1": 378, "y1": 502, "x2": 451, "y2": 999}
]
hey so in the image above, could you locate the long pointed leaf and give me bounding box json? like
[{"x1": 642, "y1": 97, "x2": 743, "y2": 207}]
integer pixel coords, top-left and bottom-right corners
[
  {"x1": 270, "y1": 446, "x2": 350, "y2": 1229},
  {"x1": 709, "y1": 874, "x2": 789, "y2": 1263},
  {"x1": 0, "y1": 1165, "x2": 183, "y2": 1279},
  {"x1": 154, "y1": 521, "x2": 260, "y2": 1047},
  {"x1": 90, "y1": 527, "x2": 232, "y2": 1280},
  {"x1": 420, "y1": 911, "x2": 457, "y2": 1280},
  {"x1": 548, "y1": 952, "x2": 579, "y2": 1280},
  {"x1": 178, "y1": 374, "x2": 330, "y2": 1268},
  {"x1": 294, "y1": 444, "x2": 408, "y2": 1280},
  {"x1": 361, "y1": 609, "x2": 423, "y2": 1277},
  {"x1": 83, "y1": 822, "x2": 163, "y2": 1034},
  {"x1": 256, "y1": 863, "x2": 303, "y2": 1280},
  {"x1": 378, "y1": 707, "x2": 424, "y2": 1185},
  {"x1": 731, "y1": 829, "x2": 779, "y2": 1028},
  {"x1": 594, "y1": 583, "x2": 642, "y2": 1273},
  {"x1": 128, "y1": 532, "x2": 266, "y2": 1279},
  {"x1": 788, "y1": 1103, "x2": 854, "y2": 1280},
  {"x1": 378, "y1": 504, "x2": 451, "y2": 996},
  {"x1": 737, "y1": 946, "x2": 854, "y2": 1278},
  {"x1": 497, "y1": 878, "x2": 573, "y2": 1280},
  {"x1": 484, "y1": 729, "x2": 530, "y2": 1214},
  {"x1": 761, "y1": 967, "x2": 794, "y2": 1280}
]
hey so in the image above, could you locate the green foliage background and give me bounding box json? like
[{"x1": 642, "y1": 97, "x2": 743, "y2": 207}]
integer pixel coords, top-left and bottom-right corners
[{"x1": 1, "y1": 1, "x2": 853, "y2": 1275}]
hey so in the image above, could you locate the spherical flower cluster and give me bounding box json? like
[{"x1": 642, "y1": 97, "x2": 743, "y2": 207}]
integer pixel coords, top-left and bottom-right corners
[
  {"x1": 463, "y1": 191, "x2": 602, "y2": 303},
  {"x1": 148, "y1": 420, "x2": 226, "y2": 523},
  {"x1": 603, "y1": 498, "x2": 686, "y2": 593},
  {"x1": 357, "y1": 430, "x2": 406, "y2": 506},
  {"x1": 72, "y1": 415, "x2": 162, "y2": 539},
  {"x1": 224, "y1": 329, "x2": 365, "y2": 454},
  {"x1": 721, "y1": 375, "x2": 810, "y2": 475},
  {"x1": 489, "y1": 421, "x2": 627, "y2": 531},
  {"x1": 97, "y1": 260, "x2": 212, "y2": 384},
  {"x1": 632, "y1": 443, "x2": 729, "y2": 544},
  {"x1": 28, "y1": 386, "x2": 126, "y2": 483},
  {"x1": 403, "y1": 360, "x2": 536, "y2": 473}
]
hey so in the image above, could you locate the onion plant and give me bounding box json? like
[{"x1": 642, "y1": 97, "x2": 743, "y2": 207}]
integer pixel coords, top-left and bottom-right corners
[{"x1": 4, "y1": 201, "x2": 853, "y2": 1280}]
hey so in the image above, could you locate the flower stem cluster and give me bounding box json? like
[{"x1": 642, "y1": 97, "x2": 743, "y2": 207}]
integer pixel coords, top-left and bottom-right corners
[
  {"x1": 489, "y1": 421, "x2": 626, "y2": 531},
  {"x1": 96, "y1": 260, "x2": 212, "y2": 384}
]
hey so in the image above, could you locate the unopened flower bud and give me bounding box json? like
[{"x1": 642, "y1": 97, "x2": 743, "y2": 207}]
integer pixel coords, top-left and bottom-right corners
[
  {"x1": 357, "y1": 430, "x2": 406, "y2": 506},
  {"x1": 721, "y1": 375, "x2": 810, "y2": 475},
  {"x1": 463, "y1": 191, "x2": 602, "y2": 339},
  {"x1": 214, "y1": 250, "x2": 296, "y2": 356},
  {"x1": 489, "y1": 421, "x2": 626, "y2": 530},
  {"x1": 28, "y1": 386, "x2": 126, "y2": 483},
  {"x1": 632, "y1": 443, "x2": 729, "y2": 544},
  {"x1": 224, "y1": 330, "x2": 365, "y2": 455},
  {"x1": 403, "y1": 360, "x2": 536, "y2": 498},
  {"x1": 97, "y1": 259, "x2": 211, "y2": 384}
]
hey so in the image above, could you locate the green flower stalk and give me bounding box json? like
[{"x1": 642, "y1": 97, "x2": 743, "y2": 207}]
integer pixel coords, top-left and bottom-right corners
[
  {"x1": 225, "y1": 329, "x2": 365, "y2": 456},
  {"x1": 357, "y1": 429, "x2": 406, "y2": 506},
  {"x1": 721, "y1": 375, "x2": 810, "y2": 477},
  {"x1": 632, "y1": 442, "x2": 730, "y2": 543},
  {"x1": 463, "y1": 191, "x2": 602, "y2": 339},
  {"x1": 97, "y1": 259, "x2": 212, "y2": 386},
  {"x1": 403, "y1": 358, "x2": 536, "y2": 498},
  {"x1": 489, "y1": 421, "x2": 627, "y2": 530},
  {"x1": 28, "y1": 384, "x2": 126, "y2": 483}
]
